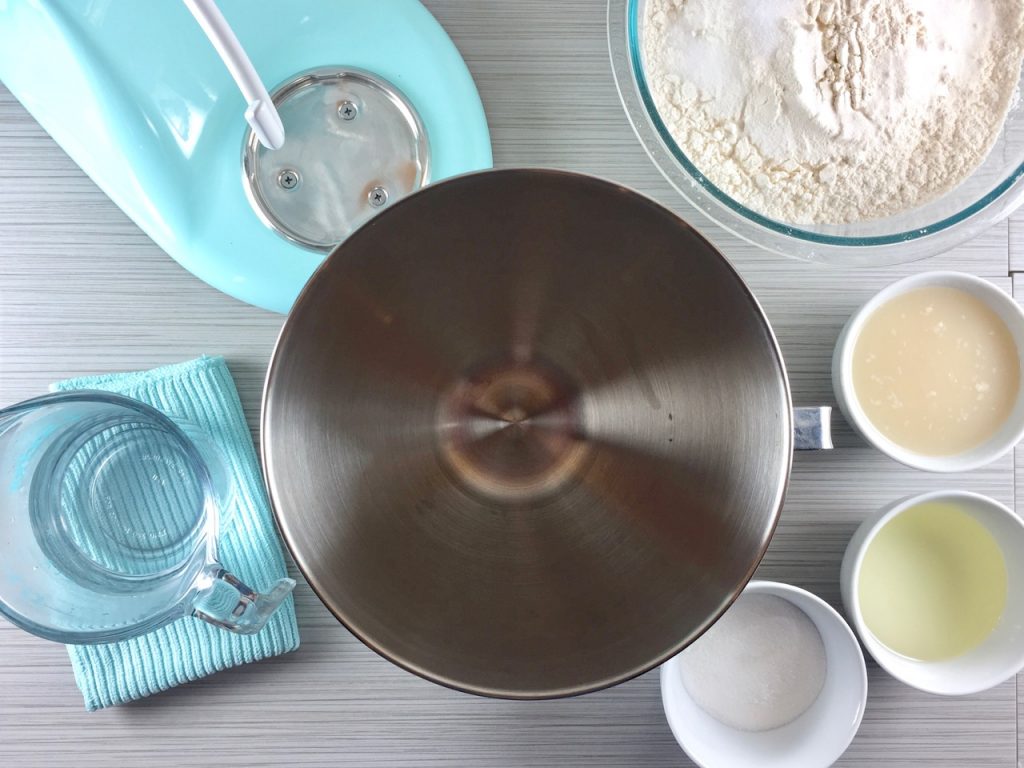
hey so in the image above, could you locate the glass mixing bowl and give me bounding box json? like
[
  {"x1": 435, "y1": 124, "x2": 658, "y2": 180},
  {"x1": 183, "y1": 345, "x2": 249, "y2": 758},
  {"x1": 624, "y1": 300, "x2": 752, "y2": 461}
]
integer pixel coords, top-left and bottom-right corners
[{"x1": 608, "y1": 0, "x2": 1024, "y2": 265}]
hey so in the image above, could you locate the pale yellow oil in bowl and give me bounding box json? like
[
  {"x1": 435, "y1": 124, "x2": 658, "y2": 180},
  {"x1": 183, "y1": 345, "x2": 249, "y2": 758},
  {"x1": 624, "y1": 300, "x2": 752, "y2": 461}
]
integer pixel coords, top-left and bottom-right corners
[
  {"x1": 852, "y1": 286, "x2": 1020, "y2": 456},
  {"x1": 858, "y1": 501, "x2": 1007, "y2": 662}
]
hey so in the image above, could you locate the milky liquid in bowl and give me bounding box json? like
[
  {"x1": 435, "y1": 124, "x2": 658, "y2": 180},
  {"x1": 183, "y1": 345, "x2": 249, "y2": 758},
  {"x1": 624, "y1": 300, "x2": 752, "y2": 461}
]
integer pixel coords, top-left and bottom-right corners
[{"x1": 851, "y1": 285, "x2": 1020, "y2": 456}]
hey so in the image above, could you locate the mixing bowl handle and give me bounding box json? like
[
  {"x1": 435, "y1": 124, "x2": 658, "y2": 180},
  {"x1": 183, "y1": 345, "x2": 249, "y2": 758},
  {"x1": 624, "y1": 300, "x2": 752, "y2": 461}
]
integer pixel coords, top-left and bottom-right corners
[{"x1": 794, "y1": 406, "x2": 833, "y2": 450}]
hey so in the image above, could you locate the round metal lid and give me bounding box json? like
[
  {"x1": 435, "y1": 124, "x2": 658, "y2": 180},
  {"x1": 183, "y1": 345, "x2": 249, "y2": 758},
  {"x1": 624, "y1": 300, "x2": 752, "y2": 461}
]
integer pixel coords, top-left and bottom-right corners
[
  {"x1": 243, "y1": 67, "x2": 430, "y2": 251},
  {"x1": 262, "y1": 169, "x2": 793, "y2": 698}
]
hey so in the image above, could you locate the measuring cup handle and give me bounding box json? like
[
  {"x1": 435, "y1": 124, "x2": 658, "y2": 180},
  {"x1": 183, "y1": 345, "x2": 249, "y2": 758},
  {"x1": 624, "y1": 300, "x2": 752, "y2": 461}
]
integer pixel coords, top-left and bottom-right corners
[{"x1": 192, "y1": 567, "x2": 295, "y2": 635}]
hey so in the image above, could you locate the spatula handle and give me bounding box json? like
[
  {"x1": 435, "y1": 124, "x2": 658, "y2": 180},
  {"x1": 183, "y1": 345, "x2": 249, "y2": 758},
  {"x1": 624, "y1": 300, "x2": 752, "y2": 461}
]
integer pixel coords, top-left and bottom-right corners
[{"x1": 183, "y1": 0, "x2": 285, "y2": 150}]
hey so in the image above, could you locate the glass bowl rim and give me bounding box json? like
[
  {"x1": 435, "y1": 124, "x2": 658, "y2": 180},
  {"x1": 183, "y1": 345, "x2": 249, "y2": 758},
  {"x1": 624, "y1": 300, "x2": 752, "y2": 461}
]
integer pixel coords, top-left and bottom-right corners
[{"x1": 615, "y1": 0, "x2": 1024, "y2": 253}]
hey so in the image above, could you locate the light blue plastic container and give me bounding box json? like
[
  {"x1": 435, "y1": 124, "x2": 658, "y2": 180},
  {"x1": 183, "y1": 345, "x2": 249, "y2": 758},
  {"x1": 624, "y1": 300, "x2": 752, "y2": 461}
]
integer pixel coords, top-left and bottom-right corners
[{"x1": 0, "y1": 0, "x2": 492, "y2": 313}]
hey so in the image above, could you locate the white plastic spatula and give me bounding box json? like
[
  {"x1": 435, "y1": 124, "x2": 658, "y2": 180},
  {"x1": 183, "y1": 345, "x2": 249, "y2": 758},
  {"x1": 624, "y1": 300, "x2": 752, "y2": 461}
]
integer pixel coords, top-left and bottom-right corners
[{"x1": 183, "y1": 0, "x2": 285, "y2": 150}]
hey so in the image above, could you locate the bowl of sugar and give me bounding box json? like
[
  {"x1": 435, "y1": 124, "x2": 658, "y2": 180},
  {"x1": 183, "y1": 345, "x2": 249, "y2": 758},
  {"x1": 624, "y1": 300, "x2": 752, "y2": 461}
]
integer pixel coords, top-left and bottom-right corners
[
  {"x1": 833, "y1": 271, "x2": 1024, "y2": 472},
  {"x1": 841, "y1": 490, "x2": 1024, "y2": 695},
  {"x1": 660, "y1": 580, "x2": 867, "y2": 768}
]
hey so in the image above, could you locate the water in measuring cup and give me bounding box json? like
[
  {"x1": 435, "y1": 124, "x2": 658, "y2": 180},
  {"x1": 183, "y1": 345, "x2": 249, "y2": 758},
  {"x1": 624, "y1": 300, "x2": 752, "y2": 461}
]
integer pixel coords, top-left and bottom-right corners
[{"x1": 29, "y1": 414, "x2": 211, "y2": 592}]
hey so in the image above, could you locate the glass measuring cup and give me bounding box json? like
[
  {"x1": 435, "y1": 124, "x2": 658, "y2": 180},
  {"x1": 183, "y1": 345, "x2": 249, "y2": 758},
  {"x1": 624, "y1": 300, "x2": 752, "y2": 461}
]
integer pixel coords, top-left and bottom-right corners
[{"x1": 0, "y1": 391, "x2": 295, "y2": 644}]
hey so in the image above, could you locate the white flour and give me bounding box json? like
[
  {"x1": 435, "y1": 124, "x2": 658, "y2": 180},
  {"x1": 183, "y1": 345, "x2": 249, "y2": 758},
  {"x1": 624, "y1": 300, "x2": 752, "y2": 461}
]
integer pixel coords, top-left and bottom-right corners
[{"x1": 643, "y1": 0, "x2": 1024, "y2": 224}]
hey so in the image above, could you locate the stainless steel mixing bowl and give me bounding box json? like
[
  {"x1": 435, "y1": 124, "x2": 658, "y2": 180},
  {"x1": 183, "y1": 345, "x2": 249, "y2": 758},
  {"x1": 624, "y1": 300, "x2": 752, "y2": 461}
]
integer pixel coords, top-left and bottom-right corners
[{"x1": 261, "y1": 169, "x2": 797, "y2": 698}]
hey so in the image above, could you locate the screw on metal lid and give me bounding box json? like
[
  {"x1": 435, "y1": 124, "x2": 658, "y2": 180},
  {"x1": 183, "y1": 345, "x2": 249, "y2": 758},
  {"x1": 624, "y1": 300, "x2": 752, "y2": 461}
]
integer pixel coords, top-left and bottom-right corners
[
  {"x1": 242, "y1": 67, "x2": 430, "y2": 252},
  {"x1": 337, "y1": 100, "x2": 358, "y2": 121},
  {"x1": 277, "y1": 169, "x2": 300, "y2": 190}
]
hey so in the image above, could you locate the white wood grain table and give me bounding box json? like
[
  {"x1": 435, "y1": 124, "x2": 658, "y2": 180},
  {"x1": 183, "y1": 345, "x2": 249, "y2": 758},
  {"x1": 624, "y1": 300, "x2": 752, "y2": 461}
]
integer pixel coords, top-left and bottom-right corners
[{"x1": 1, "y1": 2, "x2": 1022, "y2": 766}]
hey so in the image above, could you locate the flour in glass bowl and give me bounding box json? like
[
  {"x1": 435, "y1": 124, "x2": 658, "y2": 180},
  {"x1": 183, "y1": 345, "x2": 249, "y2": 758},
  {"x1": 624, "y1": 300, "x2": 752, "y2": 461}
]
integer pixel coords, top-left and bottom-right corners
[{"x1": 642, "y1": 0, "x2": 1024, "y2": 225}]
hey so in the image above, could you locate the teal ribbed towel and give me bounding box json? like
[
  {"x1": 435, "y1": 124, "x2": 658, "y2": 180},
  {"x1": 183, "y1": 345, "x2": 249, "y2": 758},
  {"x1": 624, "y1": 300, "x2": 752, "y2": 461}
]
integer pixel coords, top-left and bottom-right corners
[{"x1": 51, "y1": 356, "x2": 300, "y2": 711}]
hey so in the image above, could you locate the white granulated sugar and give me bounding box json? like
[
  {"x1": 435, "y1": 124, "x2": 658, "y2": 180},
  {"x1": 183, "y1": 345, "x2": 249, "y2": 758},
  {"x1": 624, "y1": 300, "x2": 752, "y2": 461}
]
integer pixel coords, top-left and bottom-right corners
[
  {"x1": 643, "y1": 0, "x2": 1024, "y2": 224},
  {"x1": 678, "y1": 593, "x2": 827, "y2": 732}
]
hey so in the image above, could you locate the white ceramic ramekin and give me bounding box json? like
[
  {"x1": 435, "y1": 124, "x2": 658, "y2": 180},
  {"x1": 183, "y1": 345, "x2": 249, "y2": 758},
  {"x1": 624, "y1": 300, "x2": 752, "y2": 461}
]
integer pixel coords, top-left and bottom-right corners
[
  {"x1": 660, "y1": 580, "x2": 867, "y2": 768},
  {"x1": 832, "y1": 271, "x2": 1024, "y2": 472},
  {"x1": 840, "y1": 490, "x2": 1024, "y2": 695}
]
